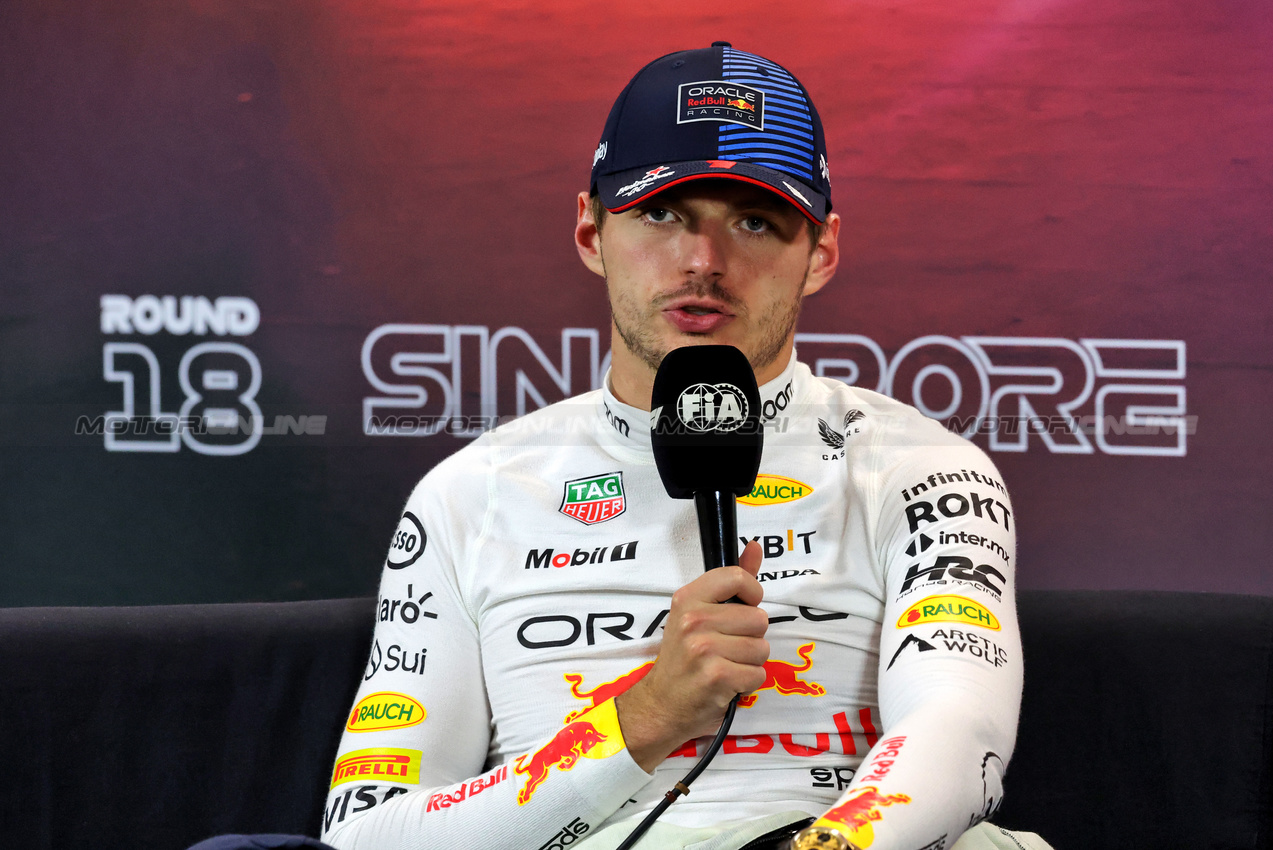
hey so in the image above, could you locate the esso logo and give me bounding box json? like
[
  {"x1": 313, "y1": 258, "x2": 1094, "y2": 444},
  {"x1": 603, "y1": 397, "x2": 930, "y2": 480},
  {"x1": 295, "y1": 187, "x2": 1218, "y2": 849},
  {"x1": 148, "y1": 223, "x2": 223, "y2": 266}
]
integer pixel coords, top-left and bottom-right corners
[
  {"x1": 387, "y1": 511, "x2": 427, "y2": 569},
  {"x1": 678, "y1": 382, "x2": 748, "y2": 433}
]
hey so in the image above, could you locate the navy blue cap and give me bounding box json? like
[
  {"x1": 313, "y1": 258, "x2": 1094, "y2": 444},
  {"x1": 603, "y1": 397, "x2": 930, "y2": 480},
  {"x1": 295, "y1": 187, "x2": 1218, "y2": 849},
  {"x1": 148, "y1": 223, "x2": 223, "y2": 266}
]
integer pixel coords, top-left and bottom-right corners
[{"x1": 590, "y1": 43, "x2": 832, "y2": 223}]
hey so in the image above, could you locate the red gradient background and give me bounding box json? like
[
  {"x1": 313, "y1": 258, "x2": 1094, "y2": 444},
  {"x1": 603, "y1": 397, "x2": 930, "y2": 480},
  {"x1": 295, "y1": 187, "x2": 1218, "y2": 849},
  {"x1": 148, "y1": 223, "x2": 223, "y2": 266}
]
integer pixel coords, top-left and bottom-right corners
[{"x1": 0, "y1": 0, "x2": 1269, "y2": 603}]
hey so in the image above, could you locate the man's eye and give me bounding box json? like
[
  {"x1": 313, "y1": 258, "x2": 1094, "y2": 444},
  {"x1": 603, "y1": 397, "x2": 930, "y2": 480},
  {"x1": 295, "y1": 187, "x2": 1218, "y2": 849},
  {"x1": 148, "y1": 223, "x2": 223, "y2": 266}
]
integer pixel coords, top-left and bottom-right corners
[
  {"x1": 741, "y1": 216, "x2": 771, "y2": 233},
  {"x1": 644, "y1": 208, "x2": 675, "y2": 223}
]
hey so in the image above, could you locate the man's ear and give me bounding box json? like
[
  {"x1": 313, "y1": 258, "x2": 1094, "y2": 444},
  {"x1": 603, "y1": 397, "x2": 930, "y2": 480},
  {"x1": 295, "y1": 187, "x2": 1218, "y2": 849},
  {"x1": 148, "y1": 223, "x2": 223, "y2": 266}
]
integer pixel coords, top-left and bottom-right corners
[
  {"x1": 802, "y1": 212, "x2": 841, "y2": 297},
  {"x1": 575, "y1": 191, "x2": 606, "y2": 278}
]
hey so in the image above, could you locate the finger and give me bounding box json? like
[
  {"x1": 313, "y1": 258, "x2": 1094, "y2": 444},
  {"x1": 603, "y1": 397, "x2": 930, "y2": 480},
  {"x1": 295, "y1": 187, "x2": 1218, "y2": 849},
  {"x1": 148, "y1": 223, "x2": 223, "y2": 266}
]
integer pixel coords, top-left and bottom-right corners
[
  {"x1": 714, "y1": 634, "x2": 770, "y2": 667},
  {"x1": 680, "y1": 599, "x2": 770, "y2": 638},
  {"x1": 672, "y1": 565, "x2": 762, "y2": 607},
  {"x1": 702, "y1": 566, "x2": 763, "y2": 606},
  {"x1": 737, "y1": 539, "x2": 763, "y2": 577},
  {"x1": 687, "y1": 642, "x2": 771, "y2": 688}
]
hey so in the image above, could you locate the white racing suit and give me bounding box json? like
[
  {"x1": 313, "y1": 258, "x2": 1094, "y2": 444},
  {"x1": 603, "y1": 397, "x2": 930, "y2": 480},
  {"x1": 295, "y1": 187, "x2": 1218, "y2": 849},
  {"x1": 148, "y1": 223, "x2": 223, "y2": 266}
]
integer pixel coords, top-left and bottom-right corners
[{"x1": 321, "y1": 354, "x2": 1023, "y2": 850}]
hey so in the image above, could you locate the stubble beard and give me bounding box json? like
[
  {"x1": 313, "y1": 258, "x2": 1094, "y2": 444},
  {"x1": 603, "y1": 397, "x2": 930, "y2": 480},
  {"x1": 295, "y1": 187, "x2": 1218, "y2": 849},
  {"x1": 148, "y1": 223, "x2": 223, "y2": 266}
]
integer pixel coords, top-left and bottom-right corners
[{"x1": 607, "y1": 268, "x2": 809, "y2": 377}]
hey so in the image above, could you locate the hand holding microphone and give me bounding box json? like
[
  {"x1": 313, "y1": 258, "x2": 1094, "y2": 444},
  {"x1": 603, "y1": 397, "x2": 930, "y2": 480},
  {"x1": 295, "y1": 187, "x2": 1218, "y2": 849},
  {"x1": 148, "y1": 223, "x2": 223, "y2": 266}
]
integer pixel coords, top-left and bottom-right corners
[
  {"x1": 616, "y1": 538, "x2": 768, "y2": 771},
  {"x1": 616, "y1": 345, "x2": 768, "y2": 772}
]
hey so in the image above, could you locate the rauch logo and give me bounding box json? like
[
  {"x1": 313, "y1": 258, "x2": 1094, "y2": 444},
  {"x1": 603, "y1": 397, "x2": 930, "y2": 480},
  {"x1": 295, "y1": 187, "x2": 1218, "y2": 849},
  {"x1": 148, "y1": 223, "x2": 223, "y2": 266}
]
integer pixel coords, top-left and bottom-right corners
[
  {"x1": 738, "y1": 474, "x2": 813, "y2": 506},
  {"x1": 897, "y1": 595, "x2": 1001, "y2": 631},
  {"x1": 346, "y1": 692, "x2": 426, "y2": 733},
  {"x1": 560, "y1": 472, "x2": 626, "y2": 525}
]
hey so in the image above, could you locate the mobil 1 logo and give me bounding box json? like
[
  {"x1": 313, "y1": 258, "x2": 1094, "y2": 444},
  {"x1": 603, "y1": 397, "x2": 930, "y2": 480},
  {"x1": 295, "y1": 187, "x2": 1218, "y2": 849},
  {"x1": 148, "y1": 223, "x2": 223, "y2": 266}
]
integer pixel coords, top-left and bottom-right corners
[{"x1": 387, "y1": 511, "x2": 427, "y2": 569}]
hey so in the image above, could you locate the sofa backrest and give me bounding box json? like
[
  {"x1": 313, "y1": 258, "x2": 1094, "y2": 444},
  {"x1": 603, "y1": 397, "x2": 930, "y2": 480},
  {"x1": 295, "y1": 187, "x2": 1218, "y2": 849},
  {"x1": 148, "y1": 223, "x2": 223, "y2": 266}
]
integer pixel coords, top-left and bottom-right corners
[
  {"x1": 996, "y1": 590, "x2": 1273, "y2": 849},
  {"x1": 1, "y1": 591, "x2": 1270, "y2": 849},
  {"x1": 0, "y1": 598, "x2": 375, "y2": 848}
]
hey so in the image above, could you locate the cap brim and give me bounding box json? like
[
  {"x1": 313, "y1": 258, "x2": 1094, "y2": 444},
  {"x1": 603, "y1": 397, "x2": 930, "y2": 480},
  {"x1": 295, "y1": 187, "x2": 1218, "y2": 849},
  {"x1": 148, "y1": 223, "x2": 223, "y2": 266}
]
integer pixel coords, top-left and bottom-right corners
[{"x1": 596, "y1": 160, "x2": 828, "y2": 224}]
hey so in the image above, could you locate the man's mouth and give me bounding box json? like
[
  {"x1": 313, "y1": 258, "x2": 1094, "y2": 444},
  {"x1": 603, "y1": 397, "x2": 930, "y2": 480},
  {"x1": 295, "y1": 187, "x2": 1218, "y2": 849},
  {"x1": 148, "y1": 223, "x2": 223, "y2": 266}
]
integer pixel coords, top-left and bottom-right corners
[{"x1": 662, "y1": 299, "x2": 735, "y2": 333}]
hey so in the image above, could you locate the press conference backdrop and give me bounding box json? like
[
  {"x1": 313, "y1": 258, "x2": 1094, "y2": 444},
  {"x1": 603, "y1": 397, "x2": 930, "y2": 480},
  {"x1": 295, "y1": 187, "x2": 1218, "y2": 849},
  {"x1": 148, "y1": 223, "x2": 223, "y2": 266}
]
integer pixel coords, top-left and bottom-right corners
[{"x1": 2, "y1": 0, "x2": 1270, "y2": 606}]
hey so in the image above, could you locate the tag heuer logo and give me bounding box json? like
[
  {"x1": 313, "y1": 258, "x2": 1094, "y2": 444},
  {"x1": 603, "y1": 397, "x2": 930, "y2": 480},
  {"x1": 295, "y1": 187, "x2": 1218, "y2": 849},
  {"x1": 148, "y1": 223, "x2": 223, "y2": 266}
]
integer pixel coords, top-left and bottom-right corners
[{"x1": 560, "y1": 472, "x2": 626, "y2": 525}]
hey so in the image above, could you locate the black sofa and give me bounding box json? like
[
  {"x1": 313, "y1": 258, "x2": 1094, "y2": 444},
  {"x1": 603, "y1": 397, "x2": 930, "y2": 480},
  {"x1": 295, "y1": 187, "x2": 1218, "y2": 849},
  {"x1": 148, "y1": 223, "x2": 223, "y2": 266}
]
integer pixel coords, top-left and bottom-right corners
[{"x1": 1, "y1": 591, "x2": 1270, "y2": 849}]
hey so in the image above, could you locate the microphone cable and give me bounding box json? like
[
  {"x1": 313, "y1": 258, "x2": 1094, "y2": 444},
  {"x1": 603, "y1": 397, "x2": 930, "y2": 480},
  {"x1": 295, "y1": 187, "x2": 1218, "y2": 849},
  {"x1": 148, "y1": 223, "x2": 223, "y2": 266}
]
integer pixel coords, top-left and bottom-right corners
[{"x1": 613, "y1": 693, "x2": 741, "y2": 850}]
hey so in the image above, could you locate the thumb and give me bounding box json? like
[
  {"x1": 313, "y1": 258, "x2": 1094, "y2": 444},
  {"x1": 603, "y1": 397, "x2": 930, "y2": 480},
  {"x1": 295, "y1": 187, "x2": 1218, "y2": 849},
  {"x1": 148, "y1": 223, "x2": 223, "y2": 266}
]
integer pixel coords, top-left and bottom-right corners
[{"x1": 737, "y1": 539, "x2": 763, "y2": 578}]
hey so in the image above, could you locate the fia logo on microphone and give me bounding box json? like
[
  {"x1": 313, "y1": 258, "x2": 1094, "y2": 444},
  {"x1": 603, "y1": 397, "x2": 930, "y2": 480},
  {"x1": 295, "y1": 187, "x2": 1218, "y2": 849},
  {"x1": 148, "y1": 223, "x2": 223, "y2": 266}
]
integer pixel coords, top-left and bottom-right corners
[{"x1": 677, "y1": 383, "x2": 748, "y2": 432}]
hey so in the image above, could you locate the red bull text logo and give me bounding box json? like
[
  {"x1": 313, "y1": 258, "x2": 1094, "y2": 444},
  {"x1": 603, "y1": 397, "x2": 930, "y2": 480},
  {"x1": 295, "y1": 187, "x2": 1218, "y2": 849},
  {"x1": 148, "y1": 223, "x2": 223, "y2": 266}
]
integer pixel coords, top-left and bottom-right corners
[
  {"x1": 860, "y1": 736, "x2": 906, "y2": 782},
  {"x1": 426, "y1": 765, "x2": 508, "y2": 811},
  {"x1": 330, "y1": 747, "x2": 421, "y2": 789},
  {"x1": 816, "y1": 786, "x2": 912, "y2": 847},
  {"x1": 563, "y1": 661, "x2": 654, "y2": 722},
  {"x1": 514, "y1": 699, "x2": 625, "y2": 804},
  {"x1": 346, "y1": 692, "x2": 426, "y2": 732},
  {"x1": 897, "y1": 594, "x2": 1000, "y2": 631},
  {"x1": 737, "y1": 642, "x2": 825, "y2": 708}
]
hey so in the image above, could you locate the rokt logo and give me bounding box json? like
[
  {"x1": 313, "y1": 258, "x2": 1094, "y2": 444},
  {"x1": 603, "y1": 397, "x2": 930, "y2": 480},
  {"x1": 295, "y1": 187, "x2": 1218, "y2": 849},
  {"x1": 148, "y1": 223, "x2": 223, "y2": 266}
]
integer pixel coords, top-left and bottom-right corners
[
  {"x1": 525, "y1": 541, "x2": 637, "y2": 569},
  {"x1": 347, "y1": 692, "x2": 426, "y2": 733},
  {"x1": 904, "y1": 491, "x2": 1012, "y2": 534},
  {"x1": 738, "y1": 474, "x2": 813, "y2": 506},
  {"x1": 560, "y1": 472, "x2": 626, "y2": 525},
  {"x1": 897, "y1": 595, "x2": 1001, "y2": 631},
  {"x1": 678, "y1": 382, "x2": 748, "y2": 432}
]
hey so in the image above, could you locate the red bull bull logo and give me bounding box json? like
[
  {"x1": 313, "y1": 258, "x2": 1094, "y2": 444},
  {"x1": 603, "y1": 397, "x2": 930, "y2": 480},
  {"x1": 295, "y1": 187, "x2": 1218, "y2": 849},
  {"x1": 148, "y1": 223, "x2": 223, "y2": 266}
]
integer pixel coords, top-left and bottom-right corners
[
  {"x1": 725, "y1": 99, "x2": 755, "y2": 112},
  {"x1": 563, "y1": 661, "x2": 654, "y2": 722},
  {"x1": 737, "y1": 642, "x2": 825, "y2": 708},
  {"x1": 514, "y1": 699, "x2": 626, "y2": 805},
  {"x1": 816, "y1": 786, "x2": 912, "y2": 847}
]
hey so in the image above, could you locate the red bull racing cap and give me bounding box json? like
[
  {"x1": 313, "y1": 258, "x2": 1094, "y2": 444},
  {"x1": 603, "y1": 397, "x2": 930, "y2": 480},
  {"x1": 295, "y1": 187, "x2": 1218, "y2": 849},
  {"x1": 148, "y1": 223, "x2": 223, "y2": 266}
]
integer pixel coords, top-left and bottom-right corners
[{"x1": 590, "y1": 42, "x2": 832, "y2": 223}]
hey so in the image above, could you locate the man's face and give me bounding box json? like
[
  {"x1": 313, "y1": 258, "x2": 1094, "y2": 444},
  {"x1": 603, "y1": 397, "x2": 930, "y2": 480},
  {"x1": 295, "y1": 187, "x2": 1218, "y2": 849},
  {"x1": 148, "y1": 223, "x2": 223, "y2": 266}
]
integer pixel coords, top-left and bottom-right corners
[{"x1": 576, "y1": 180, "x2": 839, "y2": 388}]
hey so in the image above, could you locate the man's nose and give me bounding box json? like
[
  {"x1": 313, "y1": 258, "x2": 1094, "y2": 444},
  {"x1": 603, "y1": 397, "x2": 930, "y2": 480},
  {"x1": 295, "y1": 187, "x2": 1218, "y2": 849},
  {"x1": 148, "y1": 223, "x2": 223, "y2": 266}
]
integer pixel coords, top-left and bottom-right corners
[{"x1": 679, "y1": 226, "x2": 729, "y2": 280}]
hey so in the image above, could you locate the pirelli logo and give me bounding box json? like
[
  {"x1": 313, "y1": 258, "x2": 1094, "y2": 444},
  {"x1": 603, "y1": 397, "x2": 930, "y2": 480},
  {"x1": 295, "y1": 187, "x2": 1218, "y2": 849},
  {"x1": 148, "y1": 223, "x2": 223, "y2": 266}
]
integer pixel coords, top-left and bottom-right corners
[{"x1": 330, "y1": 747, "x2": 422, "y2": 789}]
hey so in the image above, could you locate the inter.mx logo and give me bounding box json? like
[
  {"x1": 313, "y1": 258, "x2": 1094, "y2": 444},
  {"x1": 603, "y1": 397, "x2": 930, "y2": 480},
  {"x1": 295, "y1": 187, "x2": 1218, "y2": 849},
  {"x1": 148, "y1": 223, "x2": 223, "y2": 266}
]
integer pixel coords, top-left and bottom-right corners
[{"x1": 560, "y1": 472, "x2": 626, "y2": 525}]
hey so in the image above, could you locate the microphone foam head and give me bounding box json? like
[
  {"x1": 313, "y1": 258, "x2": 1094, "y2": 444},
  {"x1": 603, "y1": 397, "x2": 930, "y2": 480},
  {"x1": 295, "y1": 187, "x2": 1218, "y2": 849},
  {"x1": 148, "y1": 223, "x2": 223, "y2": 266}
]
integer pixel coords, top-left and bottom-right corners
[{"x1": 649, "y1": 345, "x2": 764, "y2": 499}]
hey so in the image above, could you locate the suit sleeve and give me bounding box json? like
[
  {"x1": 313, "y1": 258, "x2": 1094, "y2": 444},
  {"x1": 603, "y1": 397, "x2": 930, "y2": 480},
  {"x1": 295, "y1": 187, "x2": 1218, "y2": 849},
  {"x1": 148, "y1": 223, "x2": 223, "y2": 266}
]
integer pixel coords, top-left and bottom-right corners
[
  {"x1": 321, "y1": 454, "x2": 654, "y2": 850},
  {"x1": 809, "y1": 443, "x2": 1023, "y2": 850}
]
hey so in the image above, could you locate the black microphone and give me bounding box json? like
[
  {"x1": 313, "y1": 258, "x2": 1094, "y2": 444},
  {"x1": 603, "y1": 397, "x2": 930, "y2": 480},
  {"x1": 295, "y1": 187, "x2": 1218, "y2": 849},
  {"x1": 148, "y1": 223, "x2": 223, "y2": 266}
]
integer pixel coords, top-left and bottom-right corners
[
  {"x1": 614, "y1": 345, "x2": 765, "y2": 850},
  {"x1": 650, "y1": 345, "x2": 764, "y2": 572}
]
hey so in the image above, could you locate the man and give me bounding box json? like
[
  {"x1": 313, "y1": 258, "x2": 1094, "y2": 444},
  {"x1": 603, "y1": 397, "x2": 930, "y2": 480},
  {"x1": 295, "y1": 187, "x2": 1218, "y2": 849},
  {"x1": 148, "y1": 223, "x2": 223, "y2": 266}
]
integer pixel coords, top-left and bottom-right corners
[{"x1": 320, "y1": 44, "x2": 1036, "y2": 850}]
